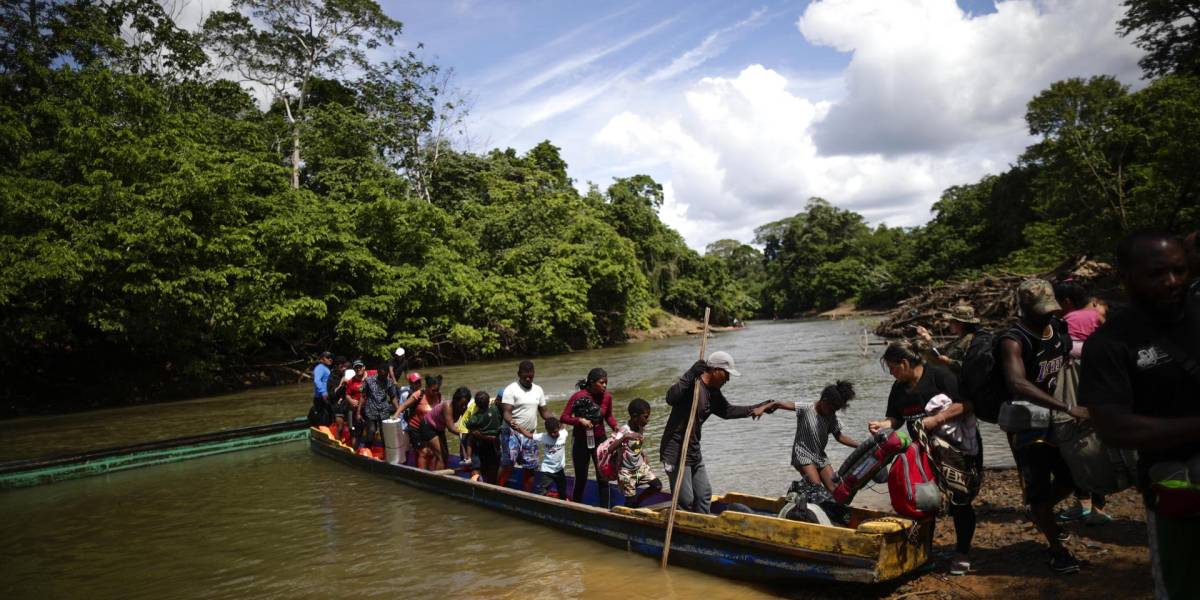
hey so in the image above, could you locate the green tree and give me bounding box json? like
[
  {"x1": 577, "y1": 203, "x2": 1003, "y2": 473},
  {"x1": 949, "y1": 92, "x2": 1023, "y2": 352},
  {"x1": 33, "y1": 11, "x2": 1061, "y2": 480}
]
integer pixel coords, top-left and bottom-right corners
[
  {"x1": 201, "y1": 0, "x2": 403, "y2": 188},
  {"x1": 1119, "y1": 0, "x2": 1200, "y2": 78}
]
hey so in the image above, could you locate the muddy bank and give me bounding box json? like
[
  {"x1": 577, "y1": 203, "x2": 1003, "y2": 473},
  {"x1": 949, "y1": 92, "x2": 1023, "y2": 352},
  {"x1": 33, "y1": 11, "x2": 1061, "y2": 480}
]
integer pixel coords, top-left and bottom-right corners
[
  {"x1": 784, "y1": 468, "x2": 1151, "y2": 599},
  {"x1": 623, "y1": 311, "x2": 740, "y2": 342}
]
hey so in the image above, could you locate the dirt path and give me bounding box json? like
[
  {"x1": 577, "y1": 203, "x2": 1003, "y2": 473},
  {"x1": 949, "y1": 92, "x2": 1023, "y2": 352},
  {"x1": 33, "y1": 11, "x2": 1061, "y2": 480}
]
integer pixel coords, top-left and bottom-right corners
[{"x1": 779, "y1": 469, "x2": 1152, "y2": 599}]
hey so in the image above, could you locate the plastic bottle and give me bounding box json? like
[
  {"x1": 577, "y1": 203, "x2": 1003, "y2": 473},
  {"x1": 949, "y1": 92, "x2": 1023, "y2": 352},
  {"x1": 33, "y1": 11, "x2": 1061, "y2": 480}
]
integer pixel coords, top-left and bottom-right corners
[{"x1": 586, "y1": 428, "x2": 595, "y2": 449}]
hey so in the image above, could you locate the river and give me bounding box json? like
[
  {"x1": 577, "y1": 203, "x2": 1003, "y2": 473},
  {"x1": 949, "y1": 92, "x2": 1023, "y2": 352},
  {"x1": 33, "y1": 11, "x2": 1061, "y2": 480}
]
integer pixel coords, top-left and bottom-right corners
[{"x1": 0, "y1": 319, "x2": 1016, "y2": 599}]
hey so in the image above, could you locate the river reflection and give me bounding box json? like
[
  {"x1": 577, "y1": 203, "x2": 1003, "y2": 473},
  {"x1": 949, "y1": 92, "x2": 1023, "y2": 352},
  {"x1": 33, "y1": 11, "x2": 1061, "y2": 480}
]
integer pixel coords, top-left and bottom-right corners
[{"x1": 1, "y1": 319, "x2": 1017, "y2": 599}]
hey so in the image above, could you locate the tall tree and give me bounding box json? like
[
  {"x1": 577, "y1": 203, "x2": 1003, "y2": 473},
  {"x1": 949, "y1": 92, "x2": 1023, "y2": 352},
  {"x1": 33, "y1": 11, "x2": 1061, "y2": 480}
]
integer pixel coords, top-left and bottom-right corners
[
  {"x1": 201, "y1": 0, "x2": 402, "y2": 188},
  {"x1": 1119, "y1": 0, "x2": 1200, "y2": 78}
]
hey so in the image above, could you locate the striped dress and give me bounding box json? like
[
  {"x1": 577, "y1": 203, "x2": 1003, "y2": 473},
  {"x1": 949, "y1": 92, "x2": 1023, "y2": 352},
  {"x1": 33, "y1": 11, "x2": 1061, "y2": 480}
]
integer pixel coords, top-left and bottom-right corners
[{"x1": 791, "y1": 401, "x2": 841, "y2": 471}]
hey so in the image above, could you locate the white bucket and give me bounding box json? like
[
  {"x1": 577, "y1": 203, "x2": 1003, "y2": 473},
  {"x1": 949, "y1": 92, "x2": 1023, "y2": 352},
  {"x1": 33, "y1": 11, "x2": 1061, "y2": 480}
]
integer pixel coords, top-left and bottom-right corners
[{"x1": 382, "y1": 419, "x2": 409, "y2": 465}]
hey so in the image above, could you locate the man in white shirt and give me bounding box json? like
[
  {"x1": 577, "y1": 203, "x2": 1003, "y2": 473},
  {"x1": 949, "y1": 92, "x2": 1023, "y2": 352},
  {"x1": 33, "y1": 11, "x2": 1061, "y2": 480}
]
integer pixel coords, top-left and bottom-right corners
[{"x1": 499, "y1": 360, "x2": 555, "y2": 491}]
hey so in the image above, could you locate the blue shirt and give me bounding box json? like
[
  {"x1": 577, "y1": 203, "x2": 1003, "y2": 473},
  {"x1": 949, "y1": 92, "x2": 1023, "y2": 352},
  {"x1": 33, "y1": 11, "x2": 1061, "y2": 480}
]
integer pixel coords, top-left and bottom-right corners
[{"x1": 313, "y1": 363, "x2": 331, "y2": 399}]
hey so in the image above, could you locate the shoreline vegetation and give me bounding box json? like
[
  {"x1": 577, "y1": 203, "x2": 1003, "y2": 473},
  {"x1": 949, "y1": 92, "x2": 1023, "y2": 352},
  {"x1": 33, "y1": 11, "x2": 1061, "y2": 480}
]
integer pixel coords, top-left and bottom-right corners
[{"x1": 4, "y1": 1, "x2": 1197, "y2": 417}]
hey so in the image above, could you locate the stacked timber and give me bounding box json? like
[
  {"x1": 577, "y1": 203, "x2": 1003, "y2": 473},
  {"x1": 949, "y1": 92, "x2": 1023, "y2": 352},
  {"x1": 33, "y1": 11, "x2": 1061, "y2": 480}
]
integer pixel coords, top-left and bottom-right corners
[{"x1": 873, "y1": 255, "x2": 1117, "y2": 338}]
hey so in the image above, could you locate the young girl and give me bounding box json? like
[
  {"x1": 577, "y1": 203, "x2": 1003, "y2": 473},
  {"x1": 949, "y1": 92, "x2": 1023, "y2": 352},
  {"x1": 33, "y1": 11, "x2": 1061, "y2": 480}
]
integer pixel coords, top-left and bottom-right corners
[{"x1": 762, "y1": 381, "x2": 860, "y2": 494}]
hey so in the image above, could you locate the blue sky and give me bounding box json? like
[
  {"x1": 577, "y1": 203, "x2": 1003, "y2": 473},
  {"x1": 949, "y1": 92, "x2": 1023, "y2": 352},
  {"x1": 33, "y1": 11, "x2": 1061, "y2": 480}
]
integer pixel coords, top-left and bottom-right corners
[{"x1": 370, "y1": 1, "x2": 1142, "y2": 249}]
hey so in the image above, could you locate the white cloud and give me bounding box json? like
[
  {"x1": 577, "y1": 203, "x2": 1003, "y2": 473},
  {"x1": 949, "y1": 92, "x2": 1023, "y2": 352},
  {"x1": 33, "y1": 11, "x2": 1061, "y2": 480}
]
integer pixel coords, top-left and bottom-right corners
[
  {"x1": 798, "y1": 0, "x2": 1143, "y2": 156},
  {"x1": 503, "y1": 15, "x2": 678, "y2": 100},
  {"x1": 588, "y1": 0, "x2": 1143, "y2": 250},
  {"x1": 646, "y1": 7, "x2": 768, "y2": 83}
]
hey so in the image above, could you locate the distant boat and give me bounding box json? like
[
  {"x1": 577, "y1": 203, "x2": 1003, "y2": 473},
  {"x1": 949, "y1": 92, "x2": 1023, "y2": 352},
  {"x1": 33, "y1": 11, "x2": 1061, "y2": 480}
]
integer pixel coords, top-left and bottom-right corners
[{"x1": 308, "y1": 428, "x2": 932, "y2": 584}]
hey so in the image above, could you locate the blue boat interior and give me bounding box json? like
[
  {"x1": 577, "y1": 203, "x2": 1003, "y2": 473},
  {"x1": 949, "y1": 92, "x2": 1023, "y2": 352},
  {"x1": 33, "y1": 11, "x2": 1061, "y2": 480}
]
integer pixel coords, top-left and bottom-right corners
[{"x1": 438, "y1": 455, "x2": 768, "y2": 516}]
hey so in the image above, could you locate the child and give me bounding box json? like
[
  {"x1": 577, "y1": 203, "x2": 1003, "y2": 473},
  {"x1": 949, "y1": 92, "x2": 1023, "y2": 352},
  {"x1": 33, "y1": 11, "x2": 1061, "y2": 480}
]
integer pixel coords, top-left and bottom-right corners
[
  {"x1": 464, "y1": 390, "x2": 504, "y2": 483},
  {"x1": 533, "y1": 417, "x2": 569, "y2": 498},
  {"x1": 613, "y1": 398, "x2": 663, "y2": 508},
  {"x1": 763, "y1": 381, "x2": 859, "y2": 494}
]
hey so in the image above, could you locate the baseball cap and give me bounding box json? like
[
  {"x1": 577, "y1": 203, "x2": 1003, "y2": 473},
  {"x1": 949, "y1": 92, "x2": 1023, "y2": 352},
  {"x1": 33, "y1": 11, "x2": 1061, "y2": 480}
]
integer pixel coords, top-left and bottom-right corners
[
  {"x1": 407, "y1": 372, "x2": 422, "y2": 383},
  {"x1": 706, "y1": 351, "x2": 740, "y2": 376},
  {"x1": 395, "y1": 347, "x2": 405, "y2": 358},
  {"x1": 352, "y1": 359, "x2": 365, "y2": 368},
  {"x1": 319, "y1": 351, "x2": 333, "y2": 359},
  {"x1": 1017, "y1": 279, "x2": 1062, "y2": 317}
]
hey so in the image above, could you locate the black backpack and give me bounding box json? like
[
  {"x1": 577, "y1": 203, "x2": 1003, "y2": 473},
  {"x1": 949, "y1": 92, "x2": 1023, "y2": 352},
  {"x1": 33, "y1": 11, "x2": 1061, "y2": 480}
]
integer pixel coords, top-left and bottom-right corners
[
  {"x1": 960, "y1": 319, "x2": 1072, "y2": 423},
  {"x1": 959, "y1": 331, "x2": 1006, "y2": 423}
]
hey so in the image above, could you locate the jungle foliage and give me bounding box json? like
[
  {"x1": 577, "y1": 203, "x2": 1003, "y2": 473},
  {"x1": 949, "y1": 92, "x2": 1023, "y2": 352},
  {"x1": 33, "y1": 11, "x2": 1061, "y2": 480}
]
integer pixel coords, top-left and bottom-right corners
[{"x1": 0, "y1": 0, "x2": 1196, "y2": 411}]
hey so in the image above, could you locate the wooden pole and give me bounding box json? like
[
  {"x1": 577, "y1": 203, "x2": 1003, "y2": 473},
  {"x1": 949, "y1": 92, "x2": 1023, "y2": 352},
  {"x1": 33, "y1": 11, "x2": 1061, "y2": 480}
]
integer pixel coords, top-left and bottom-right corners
[{"x1": 661, "y1": 306, "x2": 711, "y2": 569}]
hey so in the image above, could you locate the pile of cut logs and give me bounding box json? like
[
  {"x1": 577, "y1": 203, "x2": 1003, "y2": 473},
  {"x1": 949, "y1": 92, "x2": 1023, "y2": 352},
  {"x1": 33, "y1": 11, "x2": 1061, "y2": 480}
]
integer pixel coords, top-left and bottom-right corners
[{"x1": 872, "y1": 256, "x2": 1118, "y2": 338}]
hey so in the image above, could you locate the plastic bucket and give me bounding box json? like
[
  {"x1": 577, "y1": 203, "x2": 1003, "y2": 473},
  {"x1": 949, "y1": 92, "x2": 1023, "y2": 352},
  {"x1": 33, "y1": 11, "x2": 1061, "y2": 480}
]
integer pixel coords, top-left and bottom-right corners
[{"x1": 383, "y1": 418, "x2": 407, "y2": 465}]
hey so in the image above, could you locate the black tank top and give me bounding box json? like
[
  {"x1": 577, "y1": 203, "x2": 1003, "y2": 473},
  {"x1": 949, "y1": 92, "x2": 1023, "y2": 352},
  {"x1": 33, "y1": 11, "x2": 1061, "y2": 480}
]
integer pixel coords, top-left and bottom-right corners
[{"x1": 1002, "y1": 319, "x2": 1071, "y2": 395}]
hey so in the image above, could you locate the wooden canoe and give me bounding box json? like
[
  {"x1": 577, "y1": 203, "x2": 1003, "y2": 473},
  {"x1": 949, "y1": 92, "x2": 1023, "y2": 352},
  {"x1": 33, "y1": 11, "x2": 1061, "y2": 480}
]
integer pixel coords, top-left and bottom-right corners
[
  {"x1": 308, "y1": 428, "x2": 932, "y2": 584},
  {"x1": 0, "y1": 418, "x2": 308, "y2": 489}
]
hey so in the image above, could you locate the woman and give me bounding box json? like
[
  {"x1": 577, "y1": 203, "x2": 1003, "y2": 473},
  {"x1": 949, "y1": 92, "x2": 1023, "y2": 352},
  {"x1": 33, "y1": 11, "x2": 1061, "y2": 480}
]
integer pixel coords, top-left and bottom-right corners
[
  {"x1": 417, "y1": 386, "x2": 471, "y2": 471},
  {"x1": 397, "y1": 375, "x2": 447, "y2": 469},
  {"x1": 560, "y1": 368, "x2": 620, "y2": 506},
  {"x1": 869, "y1": 341, "x2": 982, "y2": 577}
]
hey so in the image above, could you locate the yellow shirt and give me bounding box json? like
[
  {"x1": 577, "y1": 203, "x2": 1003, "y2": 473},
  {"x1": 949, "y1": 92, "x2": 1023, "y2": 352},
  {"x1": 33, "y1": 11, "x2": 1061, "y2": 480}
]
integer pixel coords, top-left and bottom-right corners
[{"x1": 454, "y1": 400, "x2": 478, "y2": 433}]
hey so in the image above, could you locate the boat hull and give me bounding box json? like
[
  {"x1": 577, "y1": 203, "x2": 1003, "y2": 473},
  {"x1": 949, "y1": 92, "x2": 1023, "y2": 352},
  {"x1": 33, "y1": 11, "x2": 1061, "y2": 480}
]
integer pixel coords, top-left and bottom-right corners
[{"x1": 309, "y1": 429, "x2": 932, "y2": 584}]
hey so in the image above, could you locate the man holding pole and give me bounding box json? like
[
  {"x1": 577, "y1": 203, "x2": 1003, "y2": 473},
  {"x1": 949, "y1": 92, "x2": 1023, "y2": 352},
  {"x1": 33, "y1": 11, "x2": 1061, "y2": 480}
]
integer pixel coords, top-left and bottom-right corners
[{"x1": 660, "y1": 351, "x2": 769, "y2": 514}]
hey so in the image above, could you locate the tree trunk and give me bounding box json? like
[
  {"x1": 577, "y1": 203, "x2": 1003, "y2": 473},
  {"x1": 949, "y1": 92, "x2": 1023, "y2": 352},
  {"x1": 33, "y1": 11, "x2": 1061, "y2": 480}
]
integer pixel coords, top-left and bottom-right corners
[{"x1": 291, "y1": 125, "x2": 301, "y2": 189}]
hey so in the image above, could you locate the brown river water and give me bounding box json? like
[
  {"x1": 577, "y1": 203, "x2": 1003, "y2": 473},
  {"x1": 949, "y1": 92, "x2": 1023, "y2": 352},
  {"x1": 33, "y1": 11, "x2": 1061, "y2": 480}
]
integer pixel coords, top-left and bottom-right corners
[{"x1": 0, "y1": 319, "x2": 1016, "y2": 599}]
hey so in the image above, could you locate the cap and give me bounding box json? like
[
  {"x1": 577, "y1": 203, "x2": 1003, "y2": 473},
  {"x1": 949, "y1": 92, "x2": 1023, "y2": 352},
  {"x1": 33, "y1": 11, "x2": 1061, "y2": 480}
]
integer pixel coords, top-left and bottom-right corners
[
  {"x1": 407, "y1": 372, "x2": 422, "y2": 383},
  {"x1": 352, "y1": 359, "x2": 365, "y2": 368},
  {"x1": 343, "y1": 369, "x2": 356, "y2": 382},
  {"x1": 706, "y1": 351, "x2": 740, "y2": 377},
  {"x1": 394, "y1": 347, "x2": 405, "y2": 358},
  {"x1": 940, "y1": 304, "x2": 980, "y2": 324},
  {"x1": 319, "y1": 351, "x2": 333, "y2": 359},
  {"x1": 1017, "y1": 279, "x2": 1062, "y2": 317}
]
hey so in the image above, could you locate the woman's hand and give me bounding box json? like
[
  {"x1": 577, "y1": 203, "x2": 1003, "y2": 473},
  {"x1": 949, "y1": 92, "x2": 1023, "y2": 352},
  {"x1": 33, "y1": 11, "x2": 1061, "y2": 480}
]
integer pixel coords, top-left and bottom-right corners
[
  {"x1": 867, "y1": 419, "x2": 891, "y2": 434},
  {"x1": 919, "y1": 416, "x2": 939, "y2": 432},
  {"x1": 1068, "y1": 405, "x2": 1090, "y2": 421},
  {"x1": 578, "y1": 418, "x2": 593, "y2": 429}
]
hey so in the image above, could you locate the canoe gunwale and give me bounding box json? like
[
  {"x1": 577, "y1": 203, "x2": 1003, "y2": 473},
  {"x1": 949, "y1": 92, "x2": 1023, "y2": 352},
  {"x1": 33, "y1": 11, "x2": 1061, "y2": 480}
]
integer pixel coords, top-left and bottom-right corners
[{"x1": 0, "y1": 418, "x2": 308, "y2": 474}]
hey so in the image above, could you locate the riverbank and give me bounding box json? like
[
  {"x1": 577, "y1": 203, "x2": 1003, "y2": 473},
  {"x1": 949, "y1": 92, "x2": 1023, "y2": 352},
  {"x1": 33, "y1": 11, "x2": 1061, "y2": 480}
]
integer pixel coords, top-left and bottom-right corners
[
  {"x1": 797, "y1": 468, "x2": 1152, "y2": 600},
  {"x1": 623, "y1": 311, "x2": 741, "y2": 342},
  {"x1": 815, "y1": 301, "x2": 891, "y2": 320}
]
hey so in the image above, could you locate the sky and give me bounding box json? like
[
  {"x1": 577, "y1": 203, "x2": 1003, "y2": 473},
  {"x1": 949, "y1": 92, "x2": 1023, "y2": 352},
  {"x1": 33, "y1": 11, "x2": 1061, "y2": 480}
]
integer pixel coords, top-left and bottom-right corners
[{"x1": 181, "y1": 0, "x2": 1147, "y2": 250}]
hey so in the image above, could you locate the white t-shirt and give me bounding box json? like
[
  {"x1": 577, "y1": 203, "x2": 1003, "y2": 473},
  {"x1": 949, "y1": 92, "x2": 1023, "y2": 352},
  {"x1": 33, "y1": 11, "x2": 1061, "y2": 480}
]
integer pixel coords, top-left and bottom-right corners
[
  {"x1": 502, "y1": 381, "x2": 546, "y2": 433},
  {"x1": 533, "y1": 430, "x2": 568, "y2": 473}
]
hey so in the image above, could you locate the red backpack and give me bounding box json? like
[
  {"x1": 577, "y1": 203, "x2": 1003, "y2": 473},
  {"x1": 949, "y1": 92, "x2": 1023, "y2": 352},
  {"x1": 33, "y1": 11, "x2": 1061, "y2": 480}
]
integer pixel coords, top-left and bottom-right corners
[
  {"x1": 888, "y1": 444, "x2": 942, "y2": 519},
  {"x1": 595, "y1": 434, "x2": 624, "y2": 481}
]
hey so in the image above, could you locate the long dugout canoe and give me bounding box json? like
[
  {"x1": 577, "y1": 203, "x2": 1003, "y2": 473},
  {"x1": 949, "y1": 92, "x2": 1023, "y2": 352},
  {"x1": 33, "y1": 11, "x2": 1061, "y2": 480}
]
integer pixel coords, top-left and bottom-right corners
[
  {"x1": 309, "y1": 427, "x2": 933, "y2": 585},
  {"x1": 0, "y1": 418, "x2": 308, "y2": 489}
]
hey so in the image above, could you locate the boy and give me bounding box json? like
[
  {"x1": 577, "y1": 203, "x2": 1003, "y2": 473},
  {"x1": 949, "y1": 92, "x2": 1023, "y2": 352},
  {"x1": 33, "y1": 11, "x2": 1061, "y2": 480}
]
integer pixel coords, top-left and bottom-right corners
[
  {"x1": 763, "y1": 381, "x2": 859, "y2": 494},
  {"x1": 533, "y1": 417, "x2": 569, "y2": 498},
  {"x1": 464, "y1": 390, "x2": 504, "y2": 483},
  {"x1": 613, "y1": 398, "x2": 663, "y2": 508}
]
